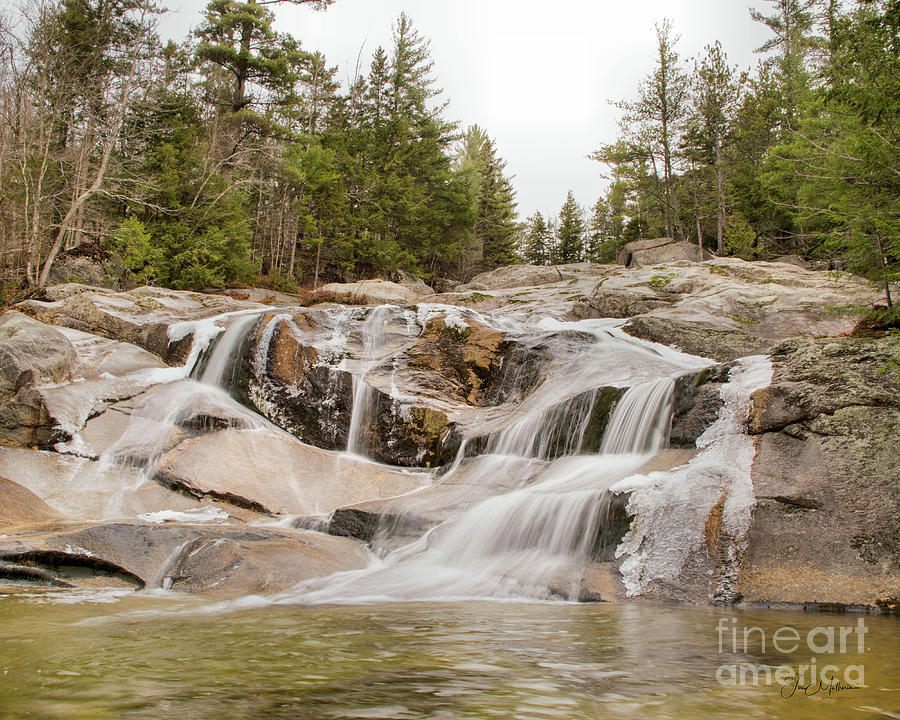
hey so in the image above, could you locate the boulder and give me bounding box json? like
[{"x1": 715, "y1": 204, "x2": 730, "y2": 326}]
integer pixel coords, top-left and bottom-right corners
[
  {"x1": 45, "y1": 242, "x2": 123, "y2": 290},
  {"x1": 318, "y1": 279, "x2": 422, "y2": 305},
  {"x1": 0, "y1": 312, "x2": 77, "y2": 445},
  {"x1": 739, "y1": 335, "x2": 900, "y2": 608},
  {"x1": 617, "y1": 237, "x2": 706, "y2": 267},
  {"x1": 390, "y1": 269, "x2": 435, "y2": 295},
  {"x1": 457, "y1": 264, "x2": 572, "y2": 291}
]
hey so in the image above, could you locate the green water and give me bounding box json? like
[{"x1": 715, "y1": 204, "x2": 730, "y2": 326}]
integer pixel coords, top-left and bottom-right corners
[{"x1": 0, "y1": 590, "x2": 897, "y2": 719}]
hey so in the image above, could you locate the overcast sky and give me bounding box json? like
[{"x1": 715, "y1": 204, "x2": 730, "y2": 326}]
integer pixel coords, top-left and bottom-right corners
[{"x1": 160, "y1": 0, "x2": 773, "y2": 220}]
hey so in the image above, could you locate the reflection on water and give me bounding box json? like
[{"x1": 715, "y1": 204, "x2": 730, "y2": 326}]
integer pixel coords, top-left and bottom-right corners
[{"x1": 0, "y1": 592, "x2": 897, "y2": 719}]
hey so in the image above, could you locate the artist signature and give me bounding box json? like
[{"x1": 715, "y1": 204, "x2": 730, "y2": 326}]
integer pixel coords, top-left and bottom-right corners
[{"x1": 781, "y1": 676, "x2": 860, "y2": 699}]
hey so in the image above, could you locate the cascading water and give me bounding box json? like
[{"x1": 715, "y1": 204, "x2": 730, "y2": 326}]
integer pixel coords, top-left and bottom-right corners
[
  {"x1": 98, "y1": 311, "x2": 273, "y2": 513},
  {"x1": 197, "y1": 313, "x2": 261, "y2": 389},
  {"x1": 346, "y1": 307, "x2": 393, "y2": 456},
  {"x1": 277, "y1": 378, "x2": 679, "y2": 603}
]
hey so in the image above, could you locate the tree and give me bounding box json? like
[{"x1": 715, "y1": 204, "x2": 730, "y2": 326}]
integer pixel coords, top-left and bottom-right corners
[
  {"x1": 691, "y1": 41, "x2": 743, "y2": 253},
  {"x1": 773, "y1": 0, "x2": 899, "y2": 307},
  {"x1": 30, "y1": 0, "x2": 160, "y2": 287},
  {"x1": 617, "y1": 20, "x2": 690, "y2": 241},
  {"x1": 556, "y1": 191, "x2": 585, "y2": 264},
  {"x1": 522, "y1": 211, "x2": 552, "y2": 265},
  {"x1": 750, "y1": 0, "x2": 819, "y2": 122}
]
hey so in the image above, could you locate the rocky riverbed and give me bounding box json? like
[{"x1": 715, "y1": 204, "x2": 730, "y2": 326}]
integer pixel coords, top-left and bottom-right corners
[{"x1": 0, "y1": 256, "x2": 897, "y2": 610}]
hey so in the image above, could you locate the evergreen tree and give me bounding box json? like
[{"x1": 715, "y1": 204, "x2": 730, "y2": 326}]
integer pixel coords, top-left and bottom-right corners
[
  {"x1": 773, "y1": 0, "x2": 899, "y2": 307},
  {"x1": 522, "y1": 211, "x2": 552, "y2": 265},
  {"x1": 616, "y1": 20, "x2": 690, "y2": 241},
  {"x1": 691, "y1": 42, "x2": 743, "y2": 254},
  {"x1": 556, "y1": 191, "x2": 585, "y2": 264},
  {"x1": 474, "y1": 136, "x2": 519, "y2": 269}
]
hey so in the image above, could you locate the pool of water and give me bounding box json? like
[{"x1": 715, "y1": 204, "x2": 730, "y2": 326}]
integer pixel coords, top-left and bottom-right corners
[{"x1": 0, "y1": 590, "x2": 897, "y2": 719}]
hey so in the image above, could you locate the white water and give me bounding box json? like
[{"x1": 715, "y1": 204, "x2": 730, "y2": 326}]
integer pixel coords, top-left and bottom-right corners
[
  {"x1": 199, "y1": 313, "x2": 260, "y2": 388},
  {"x1": 278, "y1": 379, "x2": 677, "y2": 603},
  {"x1": 346, "y1": 306, "x2": 397, "y2": 456},
  {"x1": 611, "y1": 356, "x2": 773, "y2": 599},
  {"x1": 95, "y1": 312, "x2": 274, "y2": 515},
  {"x1": 36, "y1": 296, "x2": 772, "y2": 605}
]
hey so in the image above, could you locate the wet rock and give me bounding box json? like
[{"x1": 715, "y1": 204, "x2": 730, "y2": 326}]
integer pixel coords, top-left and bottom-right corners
[
  {"x1": 0, "y1": 477, "x2": 60, "y2": 526},
  {"x1": 670, "y1": 365, "x2": 732, "y2": 447},
  {"x1": 154, "y1": 428, "x2": 429, "y2": 516},
  {"x1": 363, "y1": 399, "x2": 451, "y2": 467},
  {"x1": 0, "y1": 444, "x2": 202, "y2": 520},
  {"x1": 623, "y1": 316, "x2": 768, "y2": 362},
  {"x1": 404, "y1": 316, "x2": 506, "y2": 405},
  {"x1": 0, "y1": 312, "x2": 77, "y2": 445},
  {"x1": 0, "y1": 522, "x2": 369, "y2": 597},
  {"x1": 739, "y1": 335, "x2": 900, "y2": 608},
  {"x1": 248, "y1": 313, "x2": 353, "y2": 450}
]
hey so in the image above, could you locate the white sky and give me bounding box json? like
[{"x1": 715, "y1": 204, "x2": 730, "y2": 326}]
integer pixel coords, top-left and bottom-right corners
[{"x1": 160, "y1": 0, "x2": 773, "y2": 220}]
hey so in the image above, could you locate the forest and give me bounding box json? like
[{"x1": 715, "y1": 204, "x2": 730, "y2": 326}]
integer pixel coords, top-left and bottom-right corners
[{"x1": 0, "y1": 0, "x2": 896, "y2": 307}]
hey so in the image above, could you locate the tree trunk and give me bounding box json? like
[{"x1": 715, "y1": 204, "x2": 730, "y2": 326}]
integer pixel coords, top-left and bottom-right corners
[
  {"x1": 874, "y1": 234, "x2": 893, "y2": 308},
  {"x1": 715, "y1": 130, "x2": 725, "y2": 255}
]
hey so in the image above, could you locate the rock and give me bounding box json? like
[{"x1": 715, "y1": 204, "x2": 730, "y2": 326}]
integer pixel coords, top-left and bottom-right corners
[
  {"x1": 319, "y1": 454, "x2": 546, "y2": 548},
  {"x1": 431, "y1": 278, "x2": 459, "y2": 293},
  {"x1": 0, "y1": 312, "x2": 77, "y2": 445},
  {"x1": 18, "y1": 285, "x2": 264, "y2": 365},
  {"x1": 45, "y1": 242, "x2": 123, "y2": 290},
  {"x1": 390, "y1": 269, "x2": 434, "y2": 295},
  {"x1": 739, "y1": 335, "x2": 900, "y2": 608},
  {"x1": 670, "y1": 365, "x2": 731, "y2": 447},
  {"x1": 567, "y1": 258, "x2": 877, "y2": 355},
  {"x1": 318, "y1": 279, "x2": 422, "y2": 305},
  {"x1": 154, "y1": 427, "x2": 430, "y2": 516},
  {"x1": 0, "y1": 445, "x2": 206, "y2": 521},
  {"x1": 248, "y1": 313, "x2": 353, "y2": 451},
  {"x1": 403, "y1": 315, "x2": 506, "y2": 405},
  {"x1": 1, "y1": 311, "x2": 173, "y2": 450},
  {"x1": 0, "y1": 477, "x2": 60, "y2": 526},
  {"x1": 617, "y1": 237, "x2": 707, "y2": 267},
  {"x1": 0, "y1": 522, "x2": 369, "y2": 597},
  {"x1": 623, "y1": 316, "x2": 768, "y2": 362},
  {"x1": 457, "y1": 264, "x2": 572, "y2": 291},
  {"x1": 579, "y1": 287, "x2": 674, "y2": 319},
  {"x1": 360, "y1": 398, "x2": 451, "y2": 467},
  {"x1": 748, "y1": 336, "x2": 899, "y2": 433},
  {"x1": 772, "y1": 254, "x2": 810, "y2": 268}
]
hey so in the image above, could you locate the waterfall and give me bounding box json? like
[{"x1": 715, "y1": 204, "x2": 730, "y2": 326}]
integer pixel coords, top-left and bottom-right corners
[
  {"x1": 198, "y1": 313, "x2": 260, "y2": 390},
  {"x1": 601, "y1": 377, "x2": 673, "y2": 455},
  {"x1": 280, "y1": 378, "x2": 677, "y2": 603},
  {"x1": 346, "y1": 307, "x2": 392, "y2": 456},
  {"x1": 100, "y1": 312, "x2": 270, "y2": 491}
]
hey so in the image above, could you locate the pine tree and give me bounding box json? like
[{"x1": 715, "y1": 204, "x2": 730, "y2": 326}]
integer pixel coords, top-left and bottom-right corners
[
  {"x1": 523, "y1": 212, "x2": 552, "y2": 265},
  {"x1": 617, "y1": 20, "x2": 690, "y2": 242},
  {"x1": 691, "y1": 41, "x2": 743, "y2": 254},
  {"x1": 556, "y1": 191, "x2": 585, "y2": 264}
]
